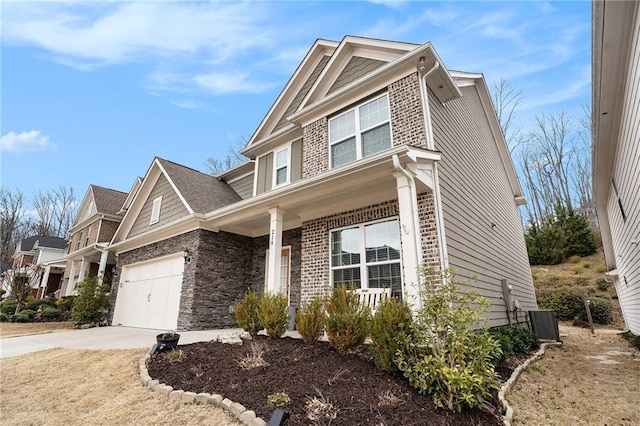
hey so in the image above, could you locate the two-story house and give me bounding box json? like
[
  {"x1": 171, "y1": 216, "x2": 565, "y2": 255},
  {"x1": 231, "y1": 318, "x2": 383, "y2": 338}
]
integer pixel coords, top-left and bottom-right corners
[
  {"x1": 107, "y1": 36, "x2": 537, "y2": 331},
  {"x1": 60, "y1": 184, "x2": 135, "y2": 296}
]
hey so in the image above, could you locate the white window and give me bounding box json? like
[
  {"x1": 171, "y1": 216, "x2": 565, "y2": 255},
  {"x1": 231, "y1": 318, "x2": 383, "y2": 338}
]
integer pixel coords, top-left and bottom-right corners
[
  {"x1": 85, "y1": 225, "x2": 91, "y2": 247},
  {"x1": 76, "y1": 231, "x2": 83, "y2": 251},
  {"x1": 274, "y1": 147, "x2": 289, "y2": 186},
  {"x1": 150, "y1": 196, "x2": 162, "y2": 225},
  {"x1": 330, "y1": 218, "x2": 402, "y2": 298},
  {"x1": 329, "y1": 94, "x2": 392, "y2": 168}
]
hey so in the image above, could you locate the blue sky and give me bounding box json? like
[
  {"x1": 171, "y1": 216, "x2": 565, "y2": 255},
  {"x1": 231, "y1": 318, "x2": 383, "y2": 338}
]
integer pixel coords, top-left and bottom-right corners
[{"x1": 1, "y1": 0, "x2": 591, "y2": 209}]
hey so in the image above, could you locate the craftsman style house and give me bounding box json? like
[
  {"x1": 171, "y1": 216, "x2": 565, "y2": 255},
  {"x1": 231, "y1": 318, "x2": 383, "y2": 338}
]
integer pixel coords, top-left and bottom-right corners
[
  {"x1": 60, "y1": 184, "x2": 134, "y2": 296},
  {"x1": 593, "y1": 0, "x2": 640, "y2": 335},
  {"x1": 106, "y1": 37, "x2": 537, "y2": 331}
]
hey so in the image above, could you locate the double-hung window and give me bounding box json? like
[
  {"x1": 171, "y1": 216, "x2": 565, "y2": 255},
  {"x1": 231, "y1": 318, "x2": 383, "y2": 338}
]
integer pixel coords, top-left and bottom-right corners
[
  {"x1": 274, "y1": 147, "x2": 289, "y2": 186},
  {"x1": 329, "y1": 94, "x2": 392, "y2": 168},
  {"x1": 330, "y1": 218, "x2": 402, "y2": 298}
]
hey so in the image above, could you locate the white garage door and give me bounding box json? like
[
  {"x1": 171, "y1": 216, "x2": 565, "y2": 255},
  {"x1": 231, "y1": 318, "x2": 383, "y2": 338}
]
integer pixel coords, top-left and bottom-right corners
[{"x1": 112, "y1": 254, "x2": 184, "y2": 330}]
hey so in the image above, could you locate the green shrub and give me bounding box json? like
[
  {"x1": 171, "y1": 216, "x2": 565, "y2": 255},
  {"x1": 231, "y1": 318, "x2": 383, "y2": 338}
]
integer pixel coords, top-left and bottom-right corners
[
  {"x1": 267, "y1": 392, "x2": 291, "y2": 407},
  {"x1": 1, "y1": 300, "x2": 18, "y2": 316},
  {"x1": 555, "y1": 205, "x2": 597, "y2": 258},
  {"x1": 324, "y1": 285, "x2": 370, "y2": 354},
  {"x1": 621, "y1": 331, "x2": 640, "y2": 350},
  {"x1": 26, "y1": 298, "x2": 56, "y2": 311},
  {"x1": 71, "y1": 276, "x2": 110, "y2": 326},
  {"x1": 568, "y1": 255, "x2": 581, "y2": 264},
  {"x1": 525, "y1": 220, "x2": 567, "y2": 265},
  {"x1": 41, "y1": 306, "x2": 62, "y2": 320},
  {"x1": 489, "y1": 326, "x2": 540, "y2": 363},
  {"x1": 258, "y1": 292, "x2": 289, "y2": 339},
  {"x1": 0, "y1": 312, "x2": 10, "y2": 322},
  {"x1": 234, "y1": 290, "x2": 262, "y2": 336},
  {"x1": 395, "y1": 268, "x2": 500, "y2": 412},
  {"x1": 369, "y1": 297, "x2": 413, "y2": 372},
  {"x1": 596, "y1": 278, "x2": 612, "y2": 291},
  {"x1": 587, "y1": 297, "x2": 612, "y2": 324},
  {"x1": 56, "y1": 296, "x2": 76, "y2": 312},
  {"x1": 14, "y1": 309, "x2": 36, "y2": 323},
  {"x1": 295, "y1": 296, "x2": 326, "y2": 344},
  {"x1": 574, "y1": 276, "x2": 589, "y2": 287}
]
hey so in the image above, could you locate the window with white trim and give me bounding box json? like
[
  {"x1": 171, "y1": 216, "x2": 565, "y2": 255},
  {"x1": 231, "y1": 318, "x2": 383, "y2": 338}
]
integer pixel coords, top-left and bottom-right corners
[
  {"x1": 274, "y1": 147, "x2": 289, "y2": 186},
  {"x1": 76, "y1": 231, "x2": 83, "y2": 251},
  {"x1": 330, "y1": 218, "x2": 402, "y2": 298},
  {"x1": 150, "y1": 196, "x2": 162, "y2": 225},
  {"x1": 329, "y1": 94, "x2": 392, "y2": 168},
  {"x1": 85, "y1": 225, "x2": 91, "y2": 247}
]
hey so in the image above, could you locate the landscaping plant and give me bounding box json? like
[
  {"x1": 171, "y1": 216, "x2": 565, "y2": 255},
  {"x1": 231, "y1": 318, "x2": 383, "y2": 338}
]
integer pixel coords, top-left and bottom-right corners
[
  {"x1": 295, "y1": 295, "x2": 326, "y2": 344},
  {"x1": 324, "y1": 285, "x2": 370, "y2": 354},
  {"x1": 395, "y1": 268, "x2": 501, "y2": 412},
  {"x1": 234, "y1": 290, "x2": 262, "y2": 336},
  {"x1": 70, "y1": 275, "x2": 110, "y2": 326},
  {"x1": 369, "y1": 296, "x2": 413, "y2": 372},
  {"x1": 488, "y1": 326, "x2": 540, "y2": 363},
  {"x1": 258, "y1": 292, "x2": 289, "y2": 339}
]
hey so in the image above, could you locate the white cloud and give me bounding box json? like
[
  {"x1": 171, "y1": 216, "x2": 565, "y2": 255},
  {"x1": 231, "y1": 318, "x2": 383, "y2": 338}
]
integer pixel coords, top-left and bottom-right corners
[
  {"x1": 194, "y1": 72, "x2": 277, "y2": 95},
  {"x1": 523, "y1": 66, "x2": 591, "y2": 110},
  {"x1": 0, "y1": 130, "x2": 54, "y2": 153}
]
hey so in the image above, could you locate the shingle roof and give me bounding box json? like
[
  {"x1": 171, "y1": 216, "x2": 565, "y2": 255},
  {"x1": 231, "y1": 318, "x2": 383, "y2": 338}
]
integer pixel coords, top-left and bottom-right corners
[
  {"x1": 18, "y1": 235, "x2": 68, "y2": 251},
  {"x1": 156, "y1": 158, "x2": 242, "y2": 214},
  {"x1": 91, "y1": 185, "x2": 128, "y2": 216}
]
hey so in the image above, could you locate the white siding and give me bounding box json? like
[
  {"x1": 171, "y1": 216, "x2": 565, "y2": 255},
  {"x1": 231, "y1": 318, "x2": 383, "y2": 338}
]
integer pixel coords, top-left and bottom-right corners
[
  {"x1": 608, "y1": 9, "x2": 640, "y2": 334},
  {"x1": 430, "y1": 86, "x2": 537, "y2": 326}
]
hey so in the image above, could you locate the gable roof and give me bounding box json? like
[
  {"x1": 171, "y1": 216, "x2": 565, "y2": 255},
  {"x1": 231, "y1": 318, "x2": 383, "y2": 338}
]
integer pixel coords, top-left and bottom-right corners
[
  {"x1": 91, "y1": 185, "x2": 128, "y2": 216},
  {"x1": 243, "y1": 36, "x2": 460, "y2": 157},
  {"x1": 16, "y1": 235, "x2": 67, "y2": 253},
  {"x1": 111, "y1": 157, "x2": 242, "y2": 244}
]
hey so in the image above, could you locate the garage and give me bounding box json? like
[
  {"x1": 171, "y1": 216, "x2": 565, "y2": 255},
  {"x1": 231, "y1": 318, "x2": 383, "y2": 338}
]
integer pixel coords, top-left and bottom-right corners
[{"x1": 112, "y1": 254, "x2": 184, "y2": 330}]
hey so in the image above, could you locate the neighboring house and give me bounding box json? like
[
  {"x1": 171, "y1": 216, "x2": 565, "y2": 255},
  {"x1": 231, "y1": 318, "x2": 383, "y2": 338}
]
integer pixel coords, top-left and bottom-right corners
[
  {"x1": 593, "y1": 0, "x2": 640, "y2": 335},
  {"x1": 107, "y1": 36, "x2": 537, "y2": 331},
  {"x1": 60, "y1": 184, "x2": 134, "y2": 296},
  {"x1": 5, "y1": 236, "x2": 68, "y2": 299}
]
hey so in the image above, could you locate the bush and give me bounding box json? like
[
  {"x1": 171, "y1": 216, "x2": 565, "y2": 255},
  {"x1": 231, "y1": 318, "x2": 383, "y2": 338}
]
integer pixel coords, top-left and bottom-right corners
[
  {"x1": 26, "y1": 298, "x2": 56, "y2": 311},
  {"x1": 537, "y1": 288, "x2": 612, "y2": 324},
  {"x1": 1, "y1": 300, "x2": 18, "y2": 316},
  {"x1": 525, "y1": 220, "x2": 567, "y2": 265},
  {"x1": 56, "y1": 296, "x2": 76, "y2": 312},
  {"x1": 568, "y1": 255, "x2": 581, "y2": 264},
  {"x1": 41, "y1": 306, "x2": 62, "y2": 320},
  {"x1": 369, "y1": 297, "x2": 413, "y2": 372},
  {"x1": 596, "y1": 278, "x2": 612, "y2": 291},
  {"x1": 295, "y1": 296, "x2": 326, "y2": 344},
  {"x1": 395, "y1": 268, "x2": 500, "y2": 412},
  {"x1": 258, "y1": 292, "x2": 289, "y2": 339},
  {"x1": 71, "y1": 276, "x2": 110, "y2": 326},
  {"x1": 489, "y1": 326, "x2": 540, "y2": 362},
  {"x1": 555, "y1": 205, "x2": 597, "y2": 258},
  {"x1": 324, "y1": 285, "x2": 370, "y2": 354},
  {"x1": 0, "y1": 312, "x2": 10, "y2": 322},
  {"x1": 235, "y1": 290, "x2": 262, "y2": 336},
  {"x1": 14, "y1": 309, "x2": 36, "y2": 323}
]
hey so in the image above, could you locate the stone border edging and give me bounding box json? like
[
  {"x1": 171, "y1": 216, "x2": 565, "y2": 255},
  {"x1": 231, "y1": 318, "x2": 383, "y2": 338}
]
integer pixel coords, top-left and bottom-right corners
[
  {"x1": 499, "y1": 341, "x2": 563, "y2": 426},
  {"x1": 139, "y1": 333, "x2": 267, "y2": 426}
]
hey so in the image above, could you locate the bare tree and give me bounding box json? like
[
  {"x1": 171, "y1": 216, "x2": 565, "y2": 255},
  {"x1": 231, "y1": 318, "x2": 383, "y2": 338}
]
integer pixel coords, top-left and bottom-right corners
[
  {"x1": 0, "y1": 188, "x2": 31, "y2": 269},
  {"x1": 205, "y1": 138, "x2": 248, "y2": 175},
  {"x1": 491, "y1": 78, "x2": 525, "y2": 153},
  {"x1": 31, "y1": 186, "x2": 77, "y2": 237}
]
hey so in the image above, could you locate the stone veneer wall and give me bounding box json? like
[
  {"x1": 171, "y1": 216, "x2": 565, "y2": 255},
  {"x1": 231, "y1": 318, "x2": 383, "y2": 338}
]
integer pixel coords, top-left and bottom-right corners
[
  {"x1": 300, "y1": 193, "x2": 440, "y2": 304},
  {"x1": 249, "y1": 228, "x2": 302, "y2": 307}
]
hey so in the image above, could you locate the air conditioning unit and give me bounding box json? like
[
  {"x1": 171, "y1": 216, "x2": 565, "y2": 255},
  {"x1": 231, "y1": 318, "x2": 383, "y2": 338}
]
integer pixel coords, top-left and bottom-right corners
[{"x1": 528, "y1": 310, "x2": 561, "y2": 342}]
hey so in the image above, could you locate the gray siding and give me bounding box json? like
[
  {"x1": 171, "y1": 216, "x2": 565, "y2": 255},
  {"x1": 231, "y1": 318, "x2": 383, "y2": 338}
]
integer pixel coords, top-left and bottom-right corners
[
  {"x1": 328, "y1": 56, "x2": 387, "y2": 94},
  {"x1": 256, "y1": 153, "x2": 273, "y2": 195},
  {"x1": 291, "y1": 139, "x2": 303, "y2": 182},
  {"x1": 128, "y1": 174, "x2": 189, "y2": 238},
  {"x1": 430, "y1": 86, "x2": 537, "y2": 326},
  {"x1": 608, "y1": 10, "x2": 640, "y2": 334},
  {"x1": 228, "y1": 173, "x2": 254, "y2": 200},
  {"x1": 275, "y1": 55, "x2": 331, "y2": 132}
]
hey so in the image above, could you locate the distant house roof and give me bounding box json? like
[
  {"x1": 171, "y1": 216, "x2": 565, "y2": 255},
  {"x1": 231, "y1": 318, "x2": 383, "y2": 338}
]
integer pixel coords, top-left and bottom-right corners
[
  {"x1": 157, "y1": 158, "x2": 242, "y2": 214},
  {"x1": 17, "y1": 236, "x2": 68, "y2": 252},
  {"x1": 91, "y1": 185, "x2": 128, "y2": 216}
]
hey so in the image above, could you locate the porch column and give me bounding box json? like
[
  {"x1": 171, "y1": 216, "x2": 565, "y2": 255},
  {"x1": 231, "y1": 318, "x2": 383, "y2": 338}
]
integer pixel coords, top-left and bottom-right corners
[
  {"x1": 266, "y1": 207, "x2": 284, "y2": 294},
  {"x1": 78, "y1": 257, "x2": 88, "y2": 283},
  {"x1": 39, "y1": 265, "x2": 52, "y2": 299},
  {"x1": 97, "y1": 250, "x2": 109, "y2": 284},
  {"x1": 393, "y1": 171, "x2": 422, "y2": 310},
  {"x1": 64, "y1": 261, "x2": 77, "y2": 296}
]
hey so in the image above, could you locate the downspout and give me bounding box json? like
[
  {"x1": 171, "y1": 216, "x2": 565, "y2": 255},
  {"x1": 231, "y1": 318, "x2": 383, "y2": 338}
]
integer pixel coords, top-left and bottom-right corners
[{"x1": 418, "y1": 59, "x2": 449, "y2": 273}]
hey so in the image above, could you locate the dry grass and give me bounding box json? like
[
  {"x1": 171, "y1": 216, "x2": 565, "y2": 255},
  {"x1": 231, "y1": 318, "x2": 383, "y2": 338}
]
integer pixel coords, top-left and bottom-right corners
[
  {"x1": 508, "y1": 324, "x2": 640, "y2": 425},
  {"x1": 0, "y1": 322, "x2": 75, "y2": 338},
  {"x1": 0, "y1": 348, "x2": 241, "y2": 426}
]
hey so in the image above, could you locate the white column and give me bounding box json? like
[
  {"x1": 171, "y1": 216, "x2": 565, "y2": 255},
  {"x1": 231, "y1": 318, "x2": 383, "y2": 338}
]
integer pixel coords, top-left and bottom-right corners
[
  {"x1": 266, "y1": 207, "x2": 284, "y2": 294},
  {"x1": 78, "y1": 257, "x2": 88, "y2": 282},
  {"x1": 64, "y1": 261, "x2": 77, "y2": 297},
  {"x1": 393, "y1": 171, "x2": 422, "y2": 310},
  {"x1": 97, "y1": 250, "x2": 109, "y2": 284},
  {"x1": 39, "y1": 265, "x2": 52, "y2": 299}
]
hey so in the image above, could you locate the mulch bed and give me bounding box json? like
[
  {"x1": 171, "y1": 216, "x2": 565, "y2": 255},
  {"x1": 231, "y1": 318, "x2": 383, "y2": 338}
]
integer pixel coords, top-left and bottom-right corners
[{"x1": 148, "y1": 336, "x2": 509, "y2": 425}]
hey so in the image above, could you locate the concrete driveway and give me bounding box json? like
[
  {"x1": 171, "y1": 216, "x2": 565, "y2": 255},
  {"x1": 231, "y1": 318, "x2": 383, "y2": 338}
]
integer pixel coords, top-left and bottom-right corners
[{"x1": 0, "y1": 326, "x2": 244, "y2": 359}]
